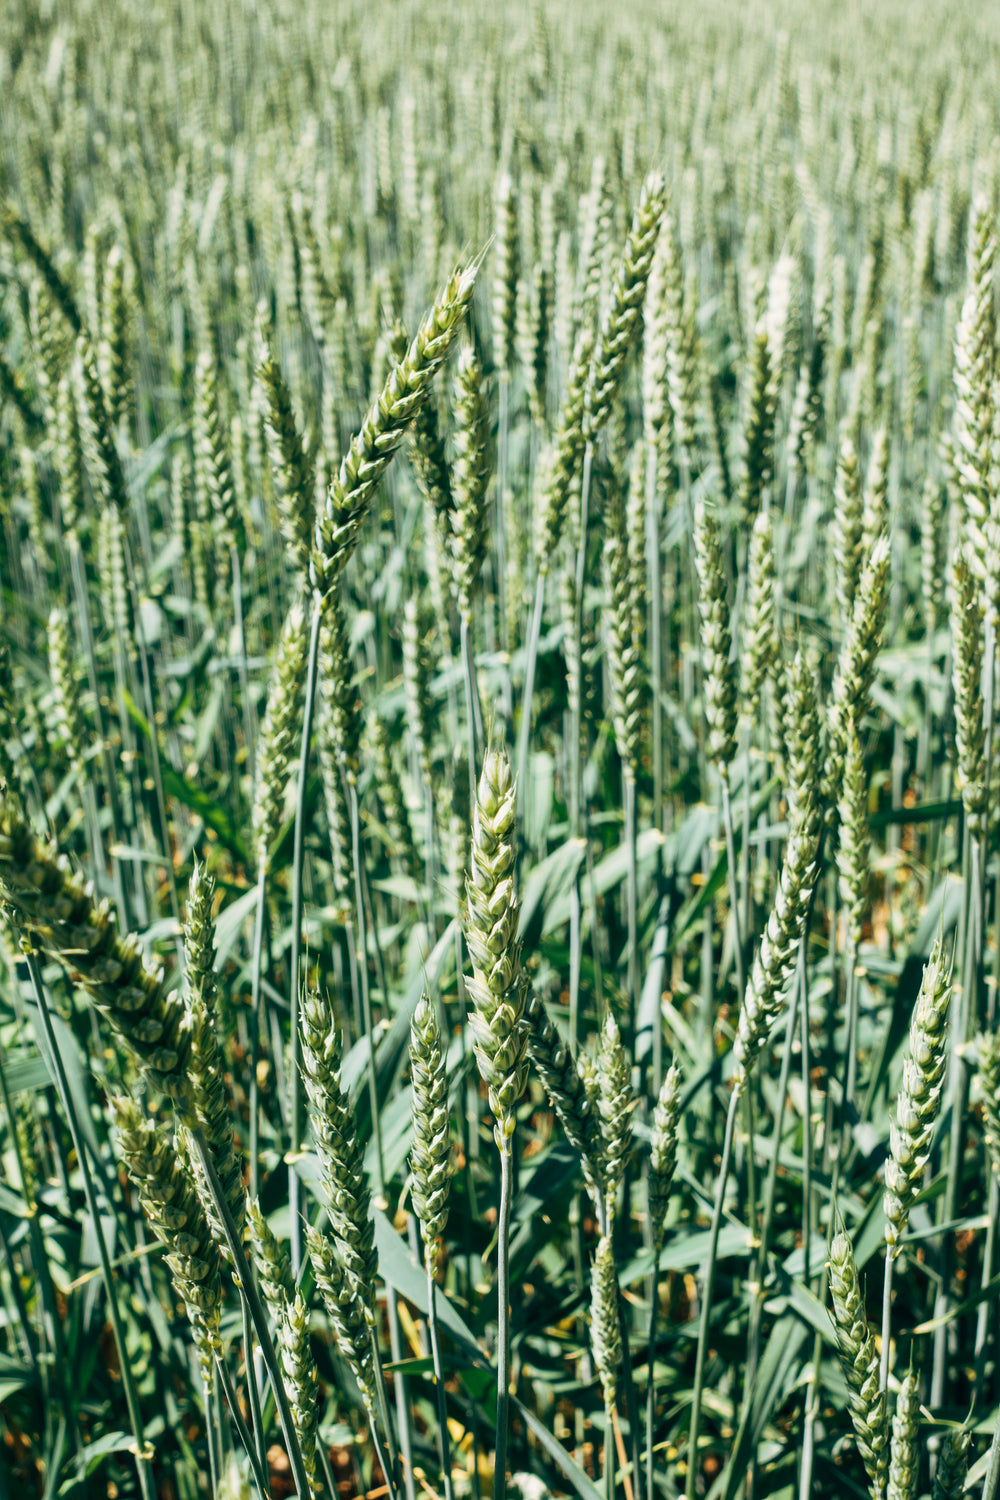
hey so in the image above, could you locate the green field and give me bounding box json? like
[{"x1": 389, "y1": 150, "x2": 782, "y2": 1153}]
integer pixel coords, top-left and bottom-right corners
[{"x1": 0, "y1": 2, "x2": 999, "y2": 1498}]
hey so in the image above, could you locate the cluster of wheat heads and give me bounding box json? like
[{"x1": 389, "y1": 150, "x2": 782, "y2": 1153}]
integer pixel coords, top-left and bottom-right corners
[{"x1": 2, "y1": 0, "x2": 1000, "y2": 1498}]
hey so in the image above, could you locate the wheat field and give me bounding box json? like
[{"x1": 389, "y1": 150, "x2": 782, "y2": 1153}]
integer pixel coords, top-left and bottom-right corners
[{"x1": 0, "y1": 1, "x2": 998, "y2": 1498}]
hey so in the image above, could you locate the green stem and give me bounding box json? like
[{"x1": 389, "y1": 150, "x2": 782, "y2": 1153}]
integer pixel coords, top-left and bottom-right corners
[
  {"x1": 646, "y1": 1232, "x2": 663, "y2": 1500},
  {"x1": 605, "y1": 1402, "x2": 616, "y2": 1500},
  {"x1": 721, "y1": 774, "x2": 746, "y2": 1000},
  {"x1": 348, "y1": 778, "x2": 387, "y2": 1187},
  {"x1": 288, "y1": 593, "x2": 323, "y2": 1276},
  {"x1": 23, "y1": 947, "x2": 156, "y2": 1500},
  {"x1": 624, "y1": 771, "x2": 639, "y2": 1033},
  {"x1": 879, "y1": 1250, "x2": 894, "y2": 1394},
  {"x1": 495, "y1": 1142, "x2": 514, "y2": 1500},
  {"x1": 216, "y1": 1353, "x2": 271, "y2": 1500},
  {"x1": 427, "y1": 1261, "x2": 455, "y2": 1500},
  {"x1": 204, "y1": 1376, "x2": 221, "y2": 1500},
  {"x1": 461, "y1": 612, "x2": 485, "y2": 783},
  {"x1": 685, "y1": 1086, "x2": 740, "y2": 1500},
  {"x1": 242, "y1": 1299, "x2": 268, "y2": 1483},
  {"x1": 645, "y1": 442, "x2": 663, "y2": 838},
  {"x1": 743, "y1": 977, "x2": 801, "y2": 1500},
  {"x1": 249, "y1": 862, "x2": 267, "y2": 1198}
]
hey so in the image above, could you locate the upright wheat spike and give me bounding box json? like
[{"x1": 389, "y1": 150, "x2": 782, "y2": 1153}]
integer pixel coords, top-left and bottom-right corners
[
  {"x1": 648, "y1": 1062, "x2": 682, "y2": 1253},
  {"x1": 464, "y1": 741, "x2": 527, "y2": 1500},
  {"x1": 409, "y1": 995, "x2": 453, "y2": 1282},
  {"x1": 182, "y1": 864, "x2": 245, "y2": 1247},
  {"x1": 694, "y1": 500, "x2": 738, "y2": 775},
  {"x1": 886, "y1": 1369, "x2": 920, "y2": 1500},
  {"x1": 300, "y1": 991, "x2": 377, "y2": 1318},
  {"x1": 883, "y1": 941, "x2": 951, "y2": 1253},
  {"x1": 931, "y1": 1428, "x2": 970, "y2": 1499},
  {"x1": 829, "y1": 1231, "x2": 889, "y2": 1500},
  {"x1": 252, "y1": 602, "x2": 309, "y2": 872}
]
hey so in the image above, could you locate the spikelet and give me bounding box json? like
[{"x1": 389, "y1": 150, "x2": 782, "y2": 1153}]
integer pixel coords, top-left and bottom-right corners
[
  {"x1": 258, "y1": 342, "x2": 315, "y2": 586},
  {"x1": 978, "y1": 1030, "x2": 1000, "y2": 1177},
  {"x1": 832, "y1": 432, "x2": 864, "y2": 622},
  {"x1": 2, "y1": 204, "x2": 81, "y2": 335},
  {"x1": 252, "y1": 602, "x2": 309, "y2": 872},
  {"x1": 951, "y1": 193, "x2": 995, "y2": 574},
  {"x1": 583, "y1": 172, "x2": 666, "y2": 440},
  {"x1": 278, "y1": 1293, "x2": 321, "y2": 1499},
  {"x1": 648, "y1": 1062, "x2": 682, "y2": 1252},
  {"x1": 317, "y1": 709, "x2": 353, "y2": 924},
  {"x1": 862, "y1": 429, "x2": 889, "y2": 559},
  {"x1": 603, "y1": 487, "x2": 643, "y2": 777},
  {"x1": 450, "y1": 345, "x2": 491, "y2": 621},
  {"x1": 744, "y1": 510, "x2": 779, "y2": 717},
  {"x1": 535, "y1": 329, "x2": 594, "y2": 570},
  {"x1": 75, "y1": 335, "x2": 128, "y2": 515},
  {"x1": 98, "y1": 245, "x2": 132, "y2": 429},
  {"x1": 464, "y1": 742, "x2": 528, "y2": 1151},
  {"x1": 307, "y1": 1224, "x2": 377, "y2": 1413},
  {"x1": 734, "y1": 679, "x2": 820, "y2": 1089},
  {"x1": 525, "y1": 987, "x2": 602, "y2": 1197},
  {"x1": 590, "y1": 1235, "x2": 622, "y2": 1413},
  {"x1": 315, "y1": 262, "x2": 478, "y2": 587},
  {"x1": 950, "y1": 546, "x2": 986, "y2": 838},
  {"x1": 694, "y1": 501, "x2": 738, "y2": 774},
  {"x1": 194, "y1": 349, "x2": 243, "y2": 557},
  {"x1": 836, "y1": 720, "x2": 870, "y2": 952},
  {"x1": 738, "y1": 316, "x2": 776, "y2": 528},
  {"x1": 828, "y1": 1231, "x2": 889, "y2": 1500},
  {"x1": 516, "y1": 262, "x2": 548, "y2": 427},
  {"x1": 409, "y1": 995, "x2": 453, "y2": 1281},
  {"x1": 597, "y1": 1014, "x2": 634, "y2": 1214},
  {"x1": 408, "y1": 386, "x2": 453, "y2": 553},
  {"x1": 823, "y1": 535, "x2": 891, "y2": 815},
  {"x1": 883, "y1": 941, "x2": 951, "y2": 1252},
  {"x1": 643, "y1": 225, "x2": 673, "y2": 454},
  {"x1": 111, "y1": 1096, "x2": 223, "y2": 1373},
  {"x1": 886, "y1": 1369, "x2": 919, "y2": 1500},
  {"x1": 320, "y1": 587, "x2": 362, "y2": 785},
  {"x1": 655, "y1": 214, "x2": 699, "y2": 460},
  {"x1": 247, "y1": 1197, "x2": 294, "y2": 1322},
  {"x1": 54, "y1": 372, "x2": 85, "y2": 537},
  {"x1": 931, "y1": 1429, "x2": 970, "y2": 1499},
  {"x1": 369, "y1": 713, "x2": 419, "y2": 880},
  {"x1": 47, "y1": 607, "x2": 88, "y2": 781},
  {"x1": 300, "y1": 990, "x2": 377, "y2": 1318},
  {"x1": 0, "y1": 798, "x2": 188, "y2": 1093},
  {"x1": 182, "y1": 864, "x2": 245, "y2": 1247},
  {"x1": 492, "y1": 173, "x2": 518, "y2": 377},
  {"x1": 402, "y1": 596, "x2": 436, "y2": 783}
]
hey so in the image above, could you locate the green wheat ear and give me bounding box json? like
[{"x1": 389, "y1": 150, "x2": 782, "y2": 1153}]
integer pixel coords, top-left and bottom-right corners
[
  {"x1": 828, "y1": 1230, "x2": 889, "y2": 1500},
  {"x1": 409, "y1": 994, "x2": 454, "y2": 1282},
  {"x1": 0, "y1": 797, "x2": 189, "y2": 1095},
  {"x1": 464, "y1": 739, "x2": 529, "y2": 1152},
  {"x1": 883, "y1": 940, "x2": 951, "y2": 1254}
]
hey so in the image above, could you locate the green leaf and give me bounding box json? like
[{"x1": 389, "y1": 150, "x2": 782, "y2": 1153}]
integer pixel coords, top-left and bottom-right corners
[
  {"x1": 0, "y1": 1053, "x2": 51, "y2": 1094},
  {"x1": 0, "y1": 1352, "x2": 34, "y2": 1403}
]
